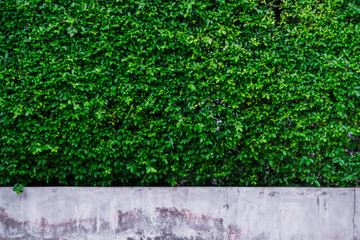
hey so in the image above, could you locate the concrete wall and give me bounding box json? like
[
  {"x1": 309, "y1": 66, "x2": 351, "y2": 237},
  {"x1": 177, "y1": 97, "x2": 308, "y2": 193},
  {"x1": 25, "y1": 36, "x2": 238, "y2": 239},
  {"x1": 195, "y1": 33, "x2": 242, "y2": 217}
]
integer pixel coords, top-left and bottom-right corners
[{"x1": 0, "y1": 187, "x2": 358, "y2": 240}]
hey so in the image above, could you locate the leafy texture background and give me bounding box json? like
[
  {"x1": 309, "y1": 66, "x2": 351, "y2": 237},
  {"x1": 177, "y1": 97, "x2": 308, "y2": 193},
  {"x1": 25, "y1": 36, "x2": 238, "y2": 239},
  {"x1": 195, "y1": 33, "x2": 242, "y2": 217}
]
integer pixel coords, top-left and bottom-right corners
[{"x1": 1, "y1": 0, "x2": 360, "y2": 188}]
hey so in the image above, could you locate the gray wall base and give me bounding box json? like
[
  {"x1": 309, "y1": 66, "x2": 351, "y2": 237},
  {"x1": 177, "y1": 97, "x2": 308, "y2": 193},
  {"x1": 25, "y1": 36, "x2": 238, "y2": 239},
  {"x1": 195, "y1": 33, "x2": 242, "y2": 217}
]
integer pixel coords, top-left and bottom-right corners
[{"x1": 0, "y1": 187, "x2": 358, "y2": 240}]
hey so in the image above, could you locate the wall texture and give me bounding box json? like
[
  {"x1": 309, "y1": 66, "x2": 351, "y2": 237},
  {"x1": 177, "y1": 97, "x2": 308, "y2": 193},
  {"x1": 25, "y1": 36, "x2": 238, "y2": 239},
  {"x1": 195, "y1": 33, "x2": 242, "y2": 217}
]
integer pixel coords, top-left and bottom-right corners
[{"x1": 0, "y1": 187, "x2": 358, "y2": 240}]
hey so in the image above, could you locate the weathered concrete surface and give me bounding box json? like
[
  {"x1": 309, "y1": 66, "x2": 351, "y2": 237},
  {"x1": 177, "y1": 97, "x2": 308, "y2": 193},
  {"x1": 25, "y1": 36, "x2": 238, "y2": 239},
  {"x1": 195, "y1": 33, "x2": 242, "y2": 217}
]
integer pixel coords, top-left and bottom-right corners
[
  {"x1": 354, "y1": 188, "x2": 360, "y2": 240},
  {"x1": 0, "y1": 187, "x2": 356, "y2": 240}
]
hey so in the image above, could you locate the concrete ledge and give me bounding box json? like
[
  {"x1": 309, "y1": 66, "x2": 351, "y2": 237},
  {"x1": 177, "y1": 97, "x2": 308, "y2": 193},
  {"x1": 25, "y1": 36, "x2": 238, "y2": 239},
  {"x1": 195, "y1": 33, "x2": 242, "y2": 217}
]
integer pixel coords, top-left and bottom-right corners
[{"x1": 0, "y1": 187, "x2": 357, "y2": 240}]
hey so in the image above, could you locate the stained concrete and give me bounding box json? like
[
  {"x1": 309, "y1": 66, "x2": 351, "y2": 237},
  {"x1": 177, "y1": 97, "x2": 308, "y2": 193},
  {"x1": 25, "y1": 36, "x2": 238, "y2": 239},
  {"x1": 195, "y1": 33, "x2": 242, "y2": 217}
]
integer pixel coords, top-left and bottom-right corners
[{"x1": 0, "y1": 187, "x2": 357, "y2": 240}]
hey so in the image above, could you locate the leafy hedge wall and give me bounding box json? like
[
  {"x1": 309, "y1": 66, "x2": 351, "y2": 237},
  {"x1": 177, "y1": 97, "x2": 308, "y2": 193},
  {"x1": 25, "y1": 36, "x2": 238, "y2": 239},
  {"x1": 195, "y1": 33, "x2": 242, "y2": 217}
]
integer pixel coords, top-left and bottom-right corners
[{"x1": 1, "y1": 0, "x2": 360, "y2": 191}]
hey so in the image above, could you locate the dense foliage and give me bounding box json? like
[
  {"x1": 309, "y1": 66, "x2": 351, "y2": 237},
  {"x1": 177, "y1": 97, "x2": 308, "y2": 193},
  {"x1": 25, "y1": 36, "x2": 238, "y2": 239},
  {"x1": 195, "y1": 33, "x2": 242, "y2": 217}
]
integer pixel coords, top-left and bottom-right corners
[{"x1": 1, "y1": 0, "x2": 360, "y2": 192}]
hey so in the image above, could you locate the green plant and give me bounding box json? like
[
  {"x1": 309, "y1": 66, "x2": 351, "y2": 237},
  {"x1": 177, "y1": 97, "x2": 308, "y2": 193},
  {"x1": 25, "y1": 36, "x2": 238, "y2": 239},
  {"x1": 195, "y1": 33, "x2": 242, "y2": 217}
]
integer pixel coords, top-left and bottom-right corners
[{"x1": 1, "y1": 0, "x2": 360, "y2": 192}]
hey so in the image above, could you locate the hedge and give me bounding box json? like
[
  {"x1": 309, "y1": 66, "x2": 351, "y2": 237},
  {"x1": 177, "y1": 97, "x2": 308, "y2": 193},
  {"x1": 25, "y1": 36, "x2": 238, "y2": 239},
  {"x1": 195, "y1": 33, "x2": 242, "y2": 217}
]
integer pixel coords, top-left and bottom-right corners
[{"x1": 1, "y1": 0, "x2": 360, "y2": 192}]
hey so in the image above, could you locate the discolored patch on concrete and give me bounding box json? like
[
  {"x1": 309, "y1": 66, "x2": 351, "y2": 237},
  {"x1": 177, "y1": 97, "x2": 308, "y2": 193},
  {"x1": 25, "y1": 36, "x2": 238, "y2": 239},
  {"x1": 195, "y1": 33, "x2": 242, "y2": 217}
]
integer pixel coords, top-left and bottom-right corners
[
  {"x1": 0, "y1": 207, "x2": 241, "y2": 240},
  {"x1": 1, "y1": 207, "x2": 109, "y2": 239},
  {"x1": 115, "y1": 207, "x2": 242, "y2": 240}
]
